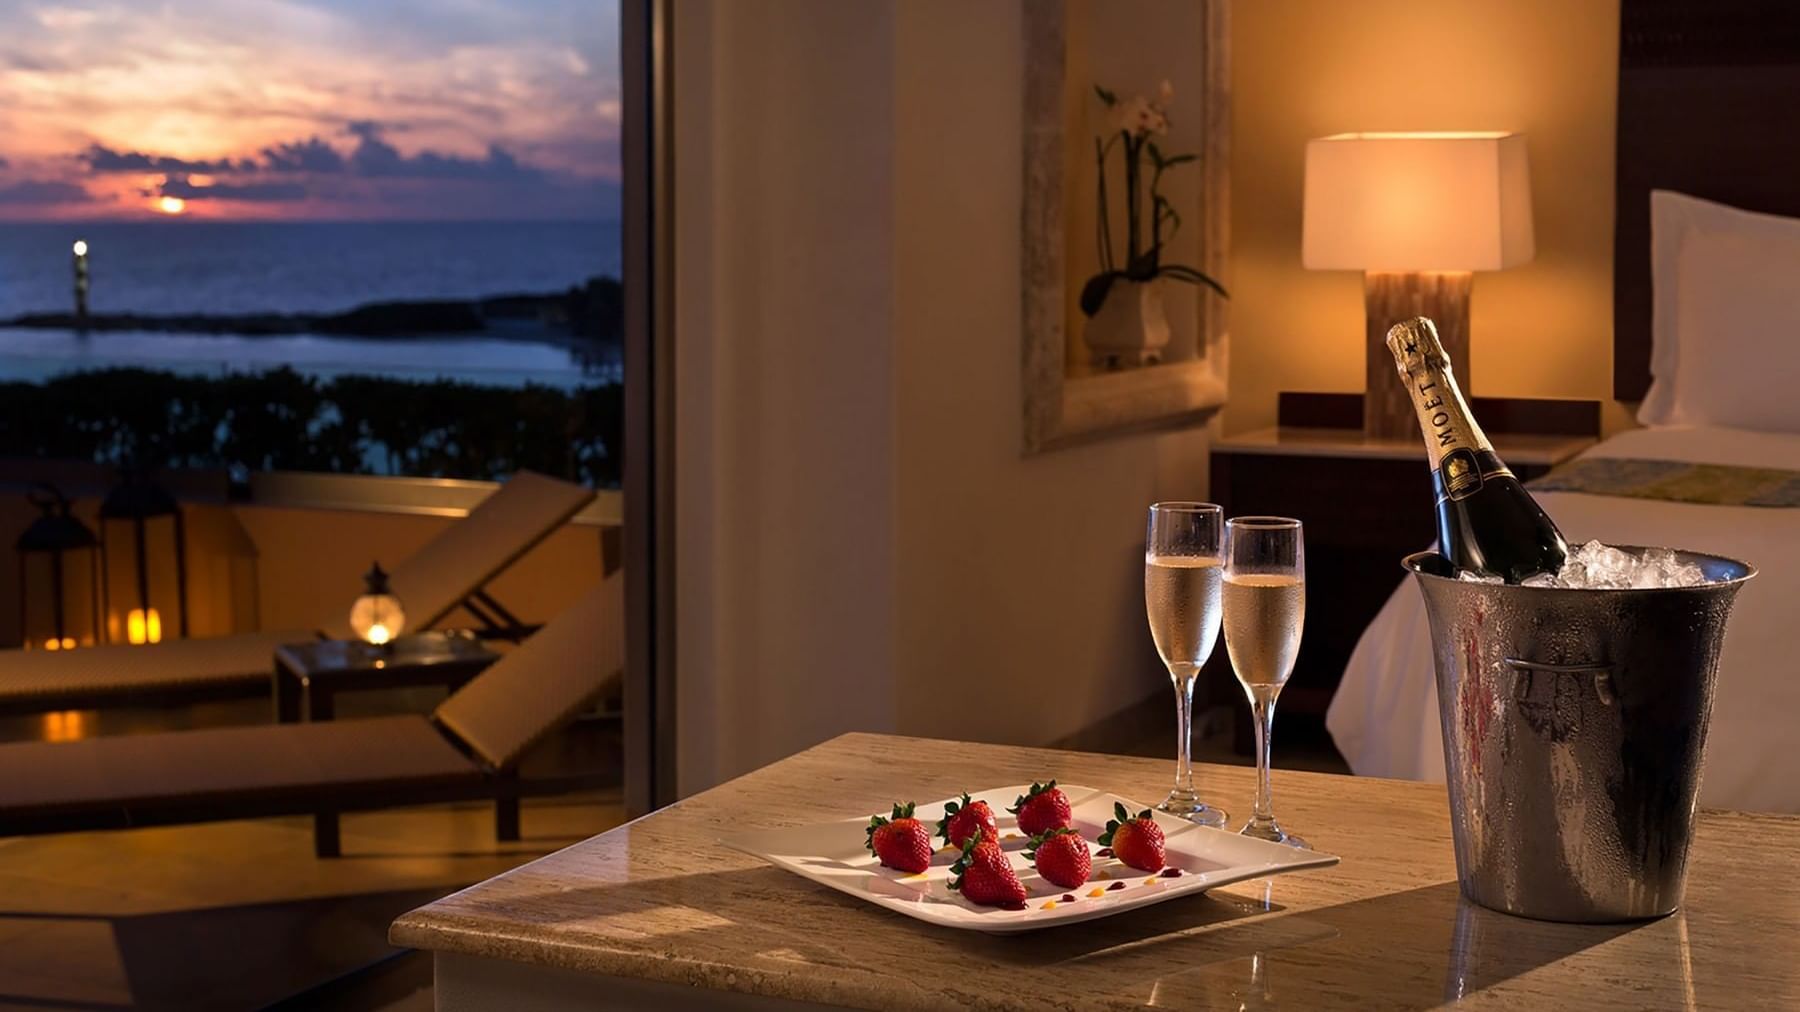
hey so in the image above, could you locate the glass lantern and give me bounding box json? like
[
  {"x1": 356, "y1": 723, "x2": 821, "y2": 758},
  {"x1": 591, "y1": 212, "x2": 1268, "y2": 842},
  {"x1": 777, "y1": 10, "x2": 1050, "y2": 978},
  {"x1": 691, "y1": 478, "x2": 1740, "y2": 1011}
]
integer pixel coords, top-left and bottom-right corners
[
  {"x1": 99, "y1": 471, "x2": 187, "y2": 645},
  {"x1": 16, "y1": 485, "x2": 100, "y2": 650},
  {"x1": 349, "y1": 562, "x2": 406, "y2": 645}
]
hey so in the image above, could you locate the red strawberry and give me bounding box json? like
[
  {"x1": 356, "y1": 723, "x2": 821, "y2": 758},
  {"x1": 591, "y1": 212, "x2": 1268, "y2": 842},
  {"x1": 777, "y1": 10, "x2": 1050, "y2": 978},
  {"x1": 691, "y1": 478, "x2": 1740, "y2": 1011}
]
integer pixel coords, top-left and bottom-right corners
[
  {"x1": 949, "y1": 836, "x2": 1027, "y2": 909},
  {"x1": 935, "y1": 793, "x2": 998, "y2": 849},
  {"x1": 866, "y1": 802, "x2": 932, "y2": 873},
  {"x1": 1009, "y1": 780, "x2": 1072, "y2": 837},
  {"x1": 1097, "y1": 802, "x2": 1165, "y2": 872},
  {"x1": 1026, "y1": 827, "x2": 1091, "y2": 889}
]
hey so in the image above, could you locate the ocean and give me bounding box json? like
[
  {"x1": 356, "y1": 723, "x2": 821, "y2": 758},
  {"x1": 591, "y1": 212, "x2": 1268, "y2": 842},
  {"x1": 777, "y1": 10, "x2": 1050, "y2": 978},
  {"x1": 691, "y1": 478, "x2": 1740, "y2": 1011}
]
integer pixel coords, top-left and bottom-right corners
[{"x1": 0, "y1": 220, "x2": 621, "y2": 389}]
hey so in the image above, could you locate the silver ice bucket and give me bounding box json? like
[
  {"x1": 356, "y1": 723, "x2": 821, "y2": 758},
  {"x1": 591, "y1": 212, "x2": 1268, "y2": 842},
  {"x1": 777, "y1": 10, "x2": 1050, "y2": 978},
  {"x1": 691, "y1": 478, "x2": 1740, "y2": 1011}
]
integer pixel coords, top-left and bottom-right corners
[{"x1": 1405, "y1": 548, "x2": 1755, "y2": 923}]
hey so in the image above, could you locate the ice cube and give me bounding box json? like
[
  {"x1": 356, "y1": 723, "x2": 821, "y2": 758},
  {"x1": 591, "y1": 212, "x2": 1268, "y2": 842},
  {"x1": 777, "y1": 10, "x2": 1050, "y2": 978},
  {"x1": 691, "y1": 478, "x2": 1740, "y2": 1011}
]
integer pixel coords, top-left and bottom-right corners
[
  {"x1": 1456, "y1": 570, "x2": 1505, "y2": 584},
  {"x1": 1554, "y1": 542, "x2": 1711, "y2": 589},
  {"x1": 1520, "y1": 572, "x2": 1559, "y2": 588}
]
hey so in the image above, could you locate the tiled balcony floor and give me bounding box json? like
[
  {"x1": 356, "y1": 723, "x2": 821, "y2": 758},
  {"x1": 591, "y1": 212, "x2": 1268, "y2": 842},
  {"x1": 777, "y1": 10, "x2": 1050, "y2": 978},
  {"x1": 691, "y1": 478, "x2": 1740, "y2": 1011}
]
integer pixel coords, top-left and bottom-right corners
[{"x1": 0, "y1": 693, "x2": 623, "y2": 1009}]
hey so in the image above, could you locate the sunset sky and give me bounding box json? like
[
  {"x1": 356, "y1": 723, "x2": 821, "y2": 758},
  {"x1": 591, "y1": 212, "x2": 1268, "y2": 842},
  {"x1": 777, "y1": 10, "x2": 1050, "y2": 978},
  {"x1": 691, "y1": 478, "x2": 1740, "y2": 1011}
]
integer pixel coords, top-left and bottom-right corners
[{"x1": 0, "y1": 0, "x2": 620, "y2": 221}]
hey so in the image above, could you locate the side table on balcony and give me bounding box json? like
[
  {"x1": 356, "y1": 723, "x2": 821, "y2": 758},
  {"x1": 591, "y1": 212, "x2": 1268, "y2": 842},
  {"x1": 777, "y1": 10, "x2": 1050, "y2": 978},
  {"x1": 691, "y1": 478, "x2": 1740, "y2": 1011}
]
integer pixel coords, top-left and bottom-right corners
[{"x1": 274, "y1": 631, "x2": 501, "y2": 856}]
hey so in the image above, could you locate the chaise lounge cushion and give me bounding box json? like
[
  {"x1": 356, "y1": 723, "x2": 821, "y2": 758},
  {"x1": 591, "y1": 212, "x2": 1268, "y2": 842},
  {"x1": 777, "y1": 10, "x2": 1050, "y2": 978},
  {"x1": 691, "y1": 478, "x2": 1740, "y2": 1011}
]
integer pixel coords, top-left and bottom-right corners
[
  {"x1": 0, "y1": 715, "x2": 478, "y2": 831},
  {"x1": 0, "y1": 631, "x2": 311, "y2": 711},
  {"x1": 323, "y1": 471, "x2": 597, "y2": 640}
]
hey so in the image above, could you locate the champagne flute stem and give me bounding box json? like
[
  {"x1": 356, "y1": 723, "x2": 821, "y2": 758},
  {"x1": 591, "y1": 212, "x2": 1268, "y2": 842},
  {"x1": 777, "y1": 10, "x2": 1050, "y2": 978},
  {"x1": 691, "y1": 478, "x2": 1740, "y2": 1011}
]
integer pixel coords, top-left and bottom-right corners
[
  {"x1": 1173, "y1": 671, "x2": 1196, "y2": 793},
  {"x1": 1250, "y1": 690, "x2": 1277, "y2": 826}
]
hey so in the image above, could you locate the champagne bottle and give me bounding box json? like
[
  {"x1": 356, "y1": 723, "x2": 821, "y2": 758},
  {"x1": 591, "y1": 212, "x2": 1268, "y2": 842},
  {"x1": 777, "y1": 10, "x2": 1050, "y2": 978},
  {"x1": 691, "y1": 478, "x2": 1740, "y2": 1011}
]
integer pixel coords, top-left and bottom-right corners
[{"x1": 1386, "y1": 317, "x2": 1567, "y2": 583}]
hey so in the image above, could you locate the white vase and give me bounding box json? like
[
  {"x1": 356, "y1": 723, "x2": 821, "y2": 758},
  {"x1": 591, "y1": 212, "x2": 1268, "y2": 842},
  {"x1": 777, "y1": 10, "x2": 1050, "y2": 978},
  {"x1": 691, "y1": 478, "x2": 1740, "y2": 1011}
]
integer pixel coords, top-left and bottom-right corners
[{"x1": 1084, "y1": 278, "x2": 1171, "y2": 370}]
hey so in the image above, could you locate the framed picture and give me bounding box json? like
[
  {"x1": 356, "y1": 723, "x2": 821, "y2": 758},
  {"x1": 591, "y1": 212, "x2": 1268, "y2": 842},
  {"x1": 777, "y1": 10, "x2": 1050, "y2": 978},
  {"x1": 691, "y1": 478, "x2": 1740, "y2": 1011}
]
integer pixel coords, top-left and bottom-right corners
[{"x1": 1022, "y1": 0, "x2": 1230, "y2": 453}]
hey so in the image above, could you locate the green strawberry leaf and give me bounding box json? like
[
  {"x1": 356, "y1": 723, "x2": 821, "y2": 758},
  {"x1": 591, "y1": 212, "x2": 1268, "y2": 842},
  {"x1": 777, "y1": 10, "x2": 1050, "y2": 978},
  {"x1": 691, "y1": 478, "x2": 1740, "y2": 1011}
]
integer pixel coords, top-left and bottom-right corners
[
  {"x1": 947, "y1": 834, "x2": 982, "y2": 892},
  {"x1": 934, "y1": 793, "x2": 972, "y2": 843},
  {"x1": 1024, "y1": 826, "x2": 1079, "y2": 862},
  {"x1": 1007, "y1": 780, "x2": 1060, "y2": 815},
  {"x1": 1099, "y1": 803, "x2": 1129, "y2": 846}
]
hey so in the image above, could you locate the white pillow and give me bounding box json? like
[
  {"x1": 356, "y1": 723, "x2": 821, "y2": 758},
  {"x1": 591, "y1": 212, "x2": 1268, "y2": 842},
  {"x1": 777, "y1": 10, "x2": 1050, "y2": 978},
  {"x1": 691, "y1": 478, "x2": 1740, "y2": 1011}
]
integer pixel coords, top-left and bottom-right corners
[{"x1": 1641, "y1": 190, "x2": 1800, "y2": 433}]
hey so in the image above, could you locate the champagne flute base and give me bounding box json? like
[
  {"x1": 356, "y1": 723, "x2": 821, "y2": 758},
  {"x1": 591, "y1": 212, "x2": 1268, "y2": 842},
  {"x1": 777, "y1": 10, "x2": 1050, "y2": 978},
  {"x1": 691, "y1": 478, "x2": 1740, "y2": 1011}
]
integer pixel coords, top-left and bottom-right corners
[
  {"x1": 1240, "y1": 817, "x2": 1309, "y2": 850},
  {"x1": 1155, "y1": 790, "x2": 1229, "y2": 828}
]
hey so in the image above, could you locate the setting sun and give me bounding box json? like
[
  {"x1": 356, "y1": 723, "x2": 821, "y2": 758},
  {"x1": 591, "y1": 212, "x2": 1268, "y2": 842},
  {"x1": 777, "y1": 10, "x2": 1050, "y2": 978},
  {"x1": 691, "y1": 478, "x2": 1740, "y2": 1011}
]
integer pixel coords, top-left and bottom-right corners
[{"x1": 156, "y1": 195, "x2": 187, "y2": 215}]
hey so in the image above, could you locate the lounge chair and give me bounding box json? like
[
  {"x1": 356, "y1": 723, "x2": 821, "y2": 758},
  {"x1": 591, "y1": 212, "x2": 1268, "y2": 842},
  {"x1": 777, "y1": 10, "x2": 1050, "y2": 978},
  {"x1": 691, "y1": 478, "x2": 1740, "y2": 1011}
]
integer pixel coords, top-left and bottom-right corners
[
  {"x1": 0, "y1": 470, "x2": 594, "y2": 716},
  {"x1": 0, "y1": 574, "x2": 621, "y2": 857}
]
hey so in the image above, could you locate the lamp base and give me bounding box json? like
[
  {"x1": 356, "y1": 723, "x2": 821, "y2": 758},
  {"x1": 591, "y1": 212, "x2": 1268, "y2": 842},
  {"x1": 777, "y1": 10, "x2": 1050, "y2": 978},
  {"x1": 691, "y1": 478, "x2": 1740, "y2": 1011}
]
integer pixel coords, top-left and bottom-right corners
[{"x1": 1363, "y1": 271, "x2": 1472, "y2": 440}]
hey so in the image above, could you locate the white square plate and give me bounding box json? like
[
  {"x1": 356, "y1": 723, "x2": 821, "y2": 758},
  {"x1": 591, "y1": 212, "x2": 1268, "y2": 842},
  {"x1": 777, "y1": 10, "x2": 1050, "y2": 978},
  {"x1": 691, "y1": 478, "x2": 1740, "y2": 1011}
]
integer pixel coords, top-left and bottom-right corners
[{"x1": 723, "y1": 783, "x2": 1339, "y2": 934}]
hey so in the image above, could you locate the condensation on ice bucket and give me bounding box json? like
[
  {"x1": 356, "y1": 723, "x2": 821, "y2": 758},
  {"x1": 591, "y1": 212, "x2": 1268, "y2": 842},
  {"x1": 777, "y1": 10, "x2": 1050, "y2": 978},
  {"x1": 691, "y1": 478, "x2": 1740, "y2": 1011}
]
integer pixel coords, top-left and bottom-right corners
[{"x1": 1405, "y1": 547, "x2": 1755, "y2": 923}]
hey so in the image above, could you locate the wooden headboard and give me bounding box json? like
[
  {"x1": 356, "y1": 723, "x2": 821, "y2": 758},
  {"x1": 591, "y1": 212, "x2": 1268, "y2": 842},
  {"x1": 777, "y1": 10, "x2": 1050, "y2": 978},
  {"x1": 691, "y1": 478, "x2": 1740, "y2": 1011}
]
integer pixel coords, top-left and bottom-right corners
[{"x1": 1613, "y1": 0, "x2": 1800, "y2": 400}]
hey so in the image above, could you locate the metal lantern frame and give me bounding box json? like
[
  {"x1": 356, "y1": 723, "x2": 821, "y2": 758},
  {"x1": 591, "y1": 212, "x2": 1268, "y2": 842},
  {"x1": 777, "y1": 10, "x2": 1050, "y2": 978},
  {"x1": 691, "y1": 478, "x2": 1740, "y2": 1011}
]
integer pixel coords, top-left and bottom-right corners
[
  {"x1": 98, "y1": 472, "x2": 189, "y2": 645},
  {"x1": 16, "y1": 484, "x2": 101, "y2": 650}
]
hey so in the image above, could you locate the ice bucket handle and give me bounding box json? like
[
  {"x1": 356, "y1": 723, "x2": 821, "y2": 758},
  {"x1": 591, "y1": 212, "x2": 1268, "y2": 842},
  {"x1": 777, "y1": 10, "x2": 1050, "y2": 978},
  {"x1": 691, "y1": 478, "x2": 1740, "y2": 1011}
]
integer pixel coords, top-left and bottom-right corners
[{"x1": 1504, "y1": 657, "x2": 1616, "y2": 706}]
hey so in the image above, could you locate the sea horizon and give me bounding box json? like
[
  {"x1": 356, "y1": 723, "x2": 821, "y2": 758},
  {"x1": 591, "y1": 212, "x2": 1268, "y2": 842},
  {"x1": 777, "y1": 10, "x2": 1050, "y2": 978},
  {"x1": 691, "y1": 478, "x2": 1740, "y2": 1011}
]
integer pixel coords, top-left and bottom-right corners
[{"x1": 0, "y1": 219, "x2": 621, "y2": 388}]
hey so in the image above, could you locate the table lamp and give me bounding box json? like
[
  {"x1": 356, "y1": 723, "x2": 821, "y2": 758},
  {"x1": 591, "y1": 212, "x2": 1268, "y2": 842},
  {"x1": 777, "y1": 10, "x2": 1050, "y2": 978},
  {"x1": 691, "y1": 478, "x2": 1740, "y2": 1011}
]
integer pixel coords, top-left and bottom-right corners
[{"x1": 1302, "y1": 132, "x2": 1534, "y2": 438}]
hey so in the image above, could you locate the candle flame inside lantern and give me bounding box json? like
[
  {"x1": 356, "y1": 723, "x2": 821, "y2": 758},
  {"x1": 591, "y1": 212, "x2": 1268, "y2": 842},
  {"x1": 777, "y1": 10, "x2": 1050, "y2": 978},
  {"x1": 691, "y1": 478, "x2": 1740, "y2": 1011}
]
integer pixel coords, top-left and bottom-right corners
[{"x1": 127, "y1": 608, "x2": 162, "y2": 645}]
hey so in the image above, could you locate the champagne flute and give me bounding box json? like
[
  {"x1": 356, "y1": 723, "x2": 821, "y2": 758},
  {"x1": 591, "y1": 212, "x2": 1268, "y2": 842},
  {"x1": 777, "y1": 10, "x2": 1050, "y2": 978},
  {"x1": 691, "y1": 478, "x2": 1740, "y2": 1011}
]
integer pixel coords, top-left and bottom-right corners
[
  {"x1": 1222, "y1": 516, "x2": 1308, "y2": 849},
  {"x1": 1144, "y1": 502, "x2": 1229, "y2": 827}
]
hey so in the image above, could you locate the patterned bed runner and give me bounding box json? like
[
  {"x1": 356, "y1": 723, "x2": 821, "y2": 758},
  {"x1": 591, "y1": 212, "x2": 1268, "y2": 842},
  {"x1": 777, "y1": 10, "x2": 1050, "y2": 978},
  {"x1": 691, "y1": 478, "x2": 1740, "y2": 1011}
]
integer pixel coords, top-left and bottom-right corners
[{"x1": 1528, "y1": 457, "x2": 1800, "y2": 507}]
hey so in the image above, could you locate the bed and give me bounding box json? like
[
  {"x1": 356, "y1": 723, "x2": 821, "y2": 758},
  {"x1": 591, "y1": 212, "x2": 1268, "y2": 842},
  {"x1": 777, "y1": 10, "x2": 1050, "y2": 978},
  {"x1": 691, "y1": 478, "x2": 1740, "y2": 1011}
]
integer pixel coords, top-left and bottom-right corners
[
  {"x1": 1328, "y1": 425, "x2": 1800, "y2": 812},
  {"x1": 1330, "y1": 1, "x2": 1800, "y2": 813}
]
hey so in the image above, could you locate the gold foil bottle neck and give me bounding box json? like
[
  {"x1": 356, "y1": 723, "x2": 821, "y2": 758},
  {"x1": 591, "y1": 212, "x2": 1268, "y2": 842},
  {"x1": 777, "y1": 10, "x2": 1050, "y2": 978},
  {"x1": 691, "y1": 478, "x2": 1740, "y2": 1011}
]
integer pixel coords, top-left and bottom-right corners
[{"x1": 1386, "y1": 316, "x2": 1450, "y2": 375}]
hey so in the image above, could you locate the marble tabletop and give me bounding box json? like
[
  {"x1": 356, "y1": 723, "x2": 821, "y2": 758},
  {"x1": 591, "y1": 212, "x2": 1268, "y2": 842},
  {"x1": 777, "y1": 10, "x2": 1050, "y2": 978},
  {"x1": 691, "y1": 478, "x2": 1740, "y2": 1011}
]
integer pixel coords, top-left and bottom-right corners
[{"x1": 392, "y1": 733, "x2": 1800, "y2": 1010}]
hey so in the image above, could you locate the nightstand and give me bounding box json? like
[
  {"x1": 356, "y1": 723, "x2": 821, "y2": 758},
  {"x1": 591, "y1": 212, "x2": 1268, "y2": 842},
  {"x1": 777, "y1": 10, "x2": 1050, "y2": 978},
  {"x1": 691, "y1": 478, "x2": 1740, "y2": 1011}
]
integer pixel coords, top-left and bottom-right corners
[{"x1": 1203, "y1": 393, "x2": 1598, "y2": 755}]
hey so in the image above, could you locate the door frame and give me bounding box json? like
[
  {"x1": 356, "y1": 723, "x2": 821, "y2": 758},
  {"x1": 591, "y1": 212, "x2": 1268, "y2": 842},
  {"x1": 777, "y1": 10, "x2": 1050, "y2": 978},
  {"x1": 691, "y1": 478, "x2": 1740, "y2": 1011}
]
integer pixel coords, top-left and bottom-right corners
[{"x1": 622, "y1": 0, "x2": 678, "y2": 815}]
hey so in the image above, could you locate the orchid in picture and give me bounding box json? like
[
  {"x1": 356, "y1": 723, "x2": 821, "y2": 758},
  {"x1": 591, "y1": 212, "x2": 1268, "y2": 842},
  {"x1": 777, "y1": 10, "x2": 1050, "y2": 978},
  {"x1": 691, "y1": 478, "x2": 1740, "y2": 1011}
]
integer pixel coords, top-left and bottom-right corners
[{"x1": 1082, "y1": 81, "x2": 1228, "y2": 317}]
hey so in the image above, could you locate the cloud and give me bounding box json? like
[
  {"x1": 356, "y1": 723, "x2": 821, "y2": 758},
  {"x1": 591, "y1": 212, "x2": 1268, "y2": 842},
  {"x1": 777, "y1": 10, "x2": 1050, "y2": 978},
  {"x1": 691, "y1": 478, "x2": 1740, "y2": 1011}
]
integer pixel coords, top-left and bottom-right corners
[
  {"x1": 346, "y1": 121, "x2": 540, "y2": 182},
  {"x1": 0, "y1": 179, "x2": 90, "y2": 205},
  {"x1": 261, "y1": 137, "x2": 345, "y2": 173},
  {"x1": 159, "y1": 176, "x2": 306, "y2": 202},
  {"x1": 84, "y1": 144, "x2": 255, "y2": 174},
  {"x1": 0, "y1": 155, "x2": 8, "y2": 168}
]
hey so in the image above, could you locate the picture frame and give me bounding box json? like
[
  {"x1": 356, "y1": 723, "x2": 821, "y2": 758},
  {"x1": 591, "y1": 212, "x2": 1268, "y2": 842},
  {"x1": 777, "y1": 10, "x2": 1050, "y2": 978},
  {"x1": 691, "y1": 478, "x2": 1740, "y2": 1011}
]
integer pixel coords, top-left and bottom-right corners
[{"x1": 1021, "y1": 0, "x2": 1231, "y2": 454}]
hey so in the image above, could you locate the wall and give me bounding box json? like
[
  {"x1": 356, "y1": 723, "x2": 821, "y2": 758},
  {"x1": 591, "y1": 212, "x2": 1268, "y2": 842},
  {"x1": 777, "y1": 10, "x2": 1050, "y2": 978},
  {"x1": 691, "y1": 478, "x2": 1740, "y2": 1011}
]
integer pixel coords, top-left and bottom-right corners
[
  {"x1": 235, "y1": 506, "x2": 607, "y2": 633},
  {"x1": 892, "y1": 0, "x2": 1211, "y2": 749},
  {"x1": 1230, "y1": 0, "x2": 1627, "y2": 434},
  {"x1": 674, "y1": 0, "x2": 1212, "y2": 794},
  {"x1": 0, "y1": 493, "x2": 607, "y2": 647},
  {"x1": 673, "y1": 0, "x2": 903, "y2": 795}
]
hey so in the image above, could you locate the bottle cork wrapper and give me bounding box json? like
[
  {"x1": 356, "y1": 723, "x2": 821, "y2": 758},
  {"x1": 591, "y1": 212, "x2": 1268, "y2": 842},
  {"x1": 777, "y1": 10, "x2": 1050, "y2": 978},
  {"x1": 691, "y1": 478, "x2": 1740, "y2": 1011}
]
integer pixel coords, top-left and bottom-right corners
[{"x1": 1386, "y1": 317, "x2": 1499, "y2": 477}]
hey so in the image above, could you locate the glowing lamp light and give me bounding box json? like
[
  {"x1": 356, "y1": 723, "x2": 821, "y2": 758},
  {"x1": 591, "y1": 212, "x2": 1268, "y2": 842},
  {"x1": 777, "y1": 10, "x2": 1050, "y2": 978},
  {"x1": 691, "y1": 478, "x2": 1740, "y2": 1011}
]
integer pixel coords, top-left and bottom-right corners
[
  {"x1": 72, "y1": 240, "x2": 88, "y2": 256},
  {"x1": 1301, "y1": 131, "x2": 1535, "y2": 438},
  {"x1": 126, "y1": 607, "x2": 163, "y2": 645},
  {"x1": 349, "y1": 562, "x2": 405, "y2": 646},
  {"x1": 99, "y1": 471, "x2": 187, "y2": 646}
]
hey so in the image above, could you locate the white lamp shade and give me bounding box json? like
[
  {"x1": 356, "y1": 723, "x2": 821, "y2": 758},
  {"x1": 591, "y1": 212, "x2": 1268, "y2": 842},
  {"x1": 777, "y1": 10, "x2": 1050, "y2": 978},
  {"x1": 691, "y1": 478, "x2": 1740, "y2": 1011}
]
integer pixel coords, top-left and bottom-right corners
[{"x1": 1302, "y1": 132, "x2": 1534, "y2": 272}]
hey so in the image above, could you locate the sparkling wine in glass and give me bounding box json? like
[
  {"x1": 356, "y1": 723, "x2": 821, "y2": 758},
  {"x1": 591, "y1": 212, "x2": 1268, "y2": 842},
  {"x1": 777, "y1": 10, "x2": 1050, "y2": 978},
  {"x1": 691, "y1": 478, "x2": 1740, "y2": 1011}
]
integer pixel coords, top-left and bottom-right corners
[
  {"x1": 1144, "y1": 502, "x2": 1228, "y2": 827},
  {"x1": 1223, "y1": 516, "x2": 1308, "y2": 849}
]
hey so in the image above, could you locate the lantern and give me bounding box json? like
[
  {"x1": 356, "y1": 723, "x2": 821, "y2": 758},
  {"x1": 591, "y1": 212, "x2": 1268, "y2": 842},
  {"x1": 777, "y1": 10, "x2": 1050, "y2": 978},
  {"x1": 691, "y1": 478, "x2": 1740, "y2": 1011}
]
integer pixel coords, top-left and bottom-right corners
[
  {"x1": 99, "y1": 471, "x2": 187, "y2": 645},
  {"x1": 348, "y1": 562, "x2": 405, "y2": 645},
  {"x1": 16, "y1": 484, "x2": 100, "y2": 650}
]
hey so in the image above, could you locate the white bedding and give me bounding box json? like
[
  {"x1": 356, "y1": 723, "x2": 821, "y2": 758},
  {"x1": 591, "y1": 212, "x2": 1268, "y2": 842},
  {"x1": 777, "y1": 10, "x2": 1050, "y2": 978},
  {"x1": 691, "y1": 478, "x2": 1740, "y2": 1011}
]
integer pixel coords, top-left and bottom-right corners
[{"x1": 1328, "y1": 425, "x2": 1800, "y2": 813}]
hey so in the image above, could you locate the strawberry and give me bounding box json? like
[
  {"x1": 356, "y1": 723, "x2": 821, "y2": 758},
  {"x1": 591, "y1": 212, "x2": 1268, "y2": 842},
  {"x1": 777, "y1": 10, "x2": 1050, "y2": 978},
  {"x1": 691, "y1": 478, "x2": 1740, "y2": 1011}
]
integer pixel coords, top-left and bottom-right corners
[
  {"x1": 1009, "y1": 780, "x2": 1072, "y2": 837},
  {"x1": 1097, "y1": 802, "x2": 1166, "y2": 872},
  {"x1": 1026, "y1": 827, "x2": 1091, "y2": 889},
  {"x1": 935, "y1": 792, "x2": 998, "y2": 849},
  {"x1": 865, "y1": 802, "x2": 933, "y2": 873},
  {"x1": 949, "y1": 836, "x2": 1027, "y2": 909}
]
